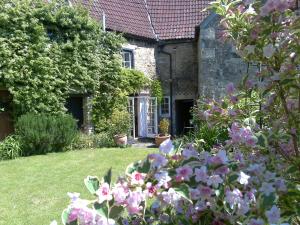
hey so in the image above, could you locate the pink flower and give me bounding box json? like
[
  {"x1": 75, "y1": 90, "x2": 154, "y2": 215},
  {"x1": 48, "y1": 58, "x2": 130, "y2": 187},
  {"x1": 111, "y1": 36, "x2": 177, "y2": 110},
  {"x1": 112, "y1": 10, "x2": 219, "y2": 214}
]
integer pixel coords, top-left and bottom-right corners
[
  {"x1": 131, "y1": 171, "x2": 146, "y2": 186},
  {"x1": 226, "y1": 82, "x2": 235, "y2": 95},
  {"x1": 207, "y1": 175, "x2": 223, "y2": 188},
  {"x1": 125, "y1": 191, "x2": 145, "y2": 215},
  {"x1": 144, "y1": 182, "x2": 157, "y2": 198},
  {"x1": 210, "y1": 150, "x2": 228, "y2": 165},
  {"x1": 176, "y1": 166, "x2": 193, "y2": 181},
  {"x1": 96, "y1": 183, "x2": 112, "y2": 203},
  {"x1": 159, "y1": 139, "x2": 174, "y2": 154},
  {"x1": 155, "y1": 170, "x2": 171, "y2": 187},
  {"x1": 112, "y1": 182, "x2": 129, "y2": 205},
  {"x1": 195, "y1": 166, "x2": 208, "y2": 182},
  {"x1": 225, "y1": 188, "x2": 242, "y2": 209},
  {"x1": 259, "y1": 182, "x2": 275, "y2": 196},
  {"x1": 190, "y1": 188, "x2": 201, "y2": 200},
  {"x1": 265, "y1": 205, "x2": 281, "y2": 224},
  {"x1": 199, "y1": 186, "x2": 212, "y2": 199},
  {"x1": 148, "y1": 153, "x2": 168, "y2": 168},
  {"x1": 182, "y1": 148, "x2": 199, "y2": 159}
]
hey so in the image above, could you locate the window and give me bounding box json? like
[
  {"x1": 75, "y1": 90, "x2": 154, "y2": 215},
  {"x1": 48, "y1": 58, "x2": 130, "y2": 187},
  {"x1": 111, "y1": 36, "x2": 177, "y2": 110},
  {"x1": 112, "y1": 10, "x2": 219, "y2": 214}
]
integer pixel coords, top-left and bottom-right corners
[
  {"x1": 122, "y1": 49, "x2": 134, "y2": 69},
  {"x1": 160, "y1": 97, "x2": 170, "y2": 117}
]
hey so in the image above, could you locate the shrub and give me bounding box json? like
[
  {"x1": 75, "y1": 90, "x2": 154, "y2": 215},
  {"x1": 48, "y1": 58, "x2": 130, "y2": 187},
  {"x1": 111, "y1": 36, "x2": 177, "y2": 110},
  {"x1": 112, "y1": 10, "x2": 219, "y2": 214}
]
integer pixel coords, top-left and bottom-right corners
[
  {"x1": 70, "y1": 133, "x2": 95, "y2": 150},
  {"x1": 93, "y1": 133, "x2": 115, "y2": 148},
  {"x1": 109, "y1": 110, "x2": 131, "y2": 136},
  {"x1": 70, "y1": 132, "x2": 115, "y2": 150},
  {"x1": 16, "y1": 113, "x2": 77, "y2": 156},
  {"x1": 0, "y1": 135, "x2": 22, "y2": 160},
  {"x1": 159, "y1": 118, "x2": 170, "y2": 135}
]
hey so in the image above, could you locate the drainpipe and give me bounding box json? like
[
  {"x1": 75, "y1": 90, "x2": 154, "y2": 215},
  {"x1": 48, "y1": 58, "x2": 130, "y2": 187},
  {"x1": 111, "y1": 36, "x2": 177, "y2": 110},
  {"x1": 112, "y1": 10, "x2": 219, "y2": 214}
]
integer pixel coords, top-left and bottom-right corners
[{"x1": 158, "y1": 45, "x2": 174, "y2": 136}]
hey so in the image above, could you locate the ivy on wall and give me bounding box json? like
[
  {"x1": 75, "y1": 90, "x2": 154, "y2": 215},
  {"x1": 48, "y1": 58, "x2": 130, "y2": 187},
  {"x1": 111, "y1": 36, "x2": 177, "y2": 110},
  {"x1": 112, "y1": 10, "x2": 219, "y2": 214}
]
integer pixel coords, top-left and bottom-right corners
[{"x1": 0, "y1": 0, "x2": 123, "y2": 117}]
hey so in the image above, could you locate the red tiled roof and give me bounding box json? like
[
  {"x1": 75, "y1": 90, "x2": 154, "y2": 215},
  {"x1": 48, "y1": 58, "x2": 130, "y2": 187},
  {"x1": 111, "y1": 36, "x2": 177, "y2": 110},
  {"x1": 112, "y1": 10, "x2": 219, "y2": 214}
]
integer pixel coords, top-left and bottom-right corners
[
  {"x1": 147, "y1": 0, "x2": 211, "y2": 40},
  {"x1": 71, "y1": 0, "x2": 213, "y2": 40}
]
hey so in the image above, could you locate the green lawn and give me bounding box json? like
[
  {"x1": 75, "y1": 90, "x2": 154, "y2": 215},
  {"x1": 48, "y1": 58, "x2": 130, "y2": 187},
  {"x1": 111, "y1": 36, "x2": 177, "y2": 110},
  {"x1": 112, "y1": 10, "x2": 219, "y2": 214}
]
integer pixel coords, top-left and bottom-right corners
[{"x1": 0, "y1": 148, "x2": 155, "y2": 225}]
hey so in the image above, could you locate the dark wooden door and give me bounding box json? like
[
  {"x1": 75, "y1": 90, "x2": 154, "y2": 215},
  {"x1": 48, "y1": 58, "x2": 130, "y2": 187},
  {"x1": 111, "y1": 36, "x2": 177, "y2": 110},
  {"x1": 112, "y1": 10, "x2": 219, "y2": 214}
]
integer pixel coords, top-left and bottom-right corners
[{"x1": 0, "y1": 90, "x2": 13, "y2": 140}]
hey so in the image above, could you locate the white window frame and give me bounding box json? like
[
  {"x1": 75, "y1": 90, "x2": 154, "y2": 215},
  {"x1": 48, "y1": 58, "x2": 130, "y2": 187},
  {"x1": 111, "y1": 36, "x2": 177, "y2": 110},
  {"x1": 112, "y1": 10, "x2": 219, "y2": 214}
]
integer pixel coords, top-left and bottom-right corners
[
  {"x1": 160, "y1": 96, "x2": 171, "y2": 117},
  {"x1": 122, "y1": 49, "x2": 134, "y2": 69}
]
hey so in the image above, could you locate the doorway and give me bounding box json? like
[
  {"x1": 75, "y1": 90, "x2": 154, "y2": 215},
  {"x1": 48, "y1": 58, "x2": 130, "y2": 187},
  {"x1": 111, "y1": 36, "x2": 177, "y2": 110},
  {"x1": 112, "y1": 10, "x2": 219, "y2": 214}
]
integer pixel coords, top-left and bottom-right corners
[
  {"x1": 0, "y1": 90, "x2": 14, "y2": 140},
  {"x1": 128, "y1": 97, "x2": 158, "y2": 138},
  {"x1": 66, "y1": 96, "x2": 84, "y2": 129},
  {"x1": 175, "y1": 99, "x2": 194, "y2": 135}
]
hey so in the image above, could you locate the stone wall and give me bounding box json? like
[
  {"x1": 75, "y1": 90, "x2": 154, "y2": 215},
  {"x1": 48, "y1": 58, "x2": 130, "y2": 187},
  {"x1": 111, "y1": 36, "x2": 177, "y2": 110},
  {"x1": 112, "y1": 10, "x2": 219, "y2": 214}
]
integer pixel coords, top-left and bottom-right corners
[
  {"x1": 122, "y1": 38, "x2": 157, "y2": 79},
  {"x1": 156, "y1": 41, "x2": 198, "y2": 135},
  {"x1": 198, "y1": 14, "x2": 258, "y2": 99}
]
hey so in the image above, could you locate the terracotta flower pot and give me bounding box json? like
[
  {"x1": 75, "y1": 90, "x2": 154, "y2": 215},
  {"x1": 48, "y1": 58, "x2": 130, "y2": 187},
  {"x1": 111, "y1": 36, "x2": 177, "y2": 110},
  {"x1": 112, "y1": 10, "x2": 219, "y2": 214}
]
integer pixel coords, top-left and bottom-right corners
[
  {"x1": 155, "y1": 135, "x2": 171, "y2": 147},
  {"x1": 114, "y1": 134, "x2": 128, "y2": 146}
]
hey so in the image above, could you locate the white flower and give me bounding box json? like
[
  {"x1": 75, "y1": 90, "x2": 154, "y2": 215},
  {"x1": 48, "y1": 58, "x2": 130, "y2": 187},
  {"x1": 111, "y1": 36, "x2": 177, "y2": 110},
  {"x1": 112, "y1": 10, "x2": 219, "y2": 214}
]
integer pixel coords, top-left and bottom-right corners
[
  {"x1": 245, "y1": 4, "x2": 256, "y2": 14},
  {"x1": 263, "y1": 44, "x2": 276, "y2": 58},
  {"x1": 238, "y1": 171, "x2": 250, "y2": 185},
  {"x1": 159, "y1": 139, "x2": 174, "y2": 154},
  {"x1": 67, "y1": 192, "x2": 80, "y2": 203},
  {"x1": 265, "y1": 205, "x2": 281, "y2": 224}
]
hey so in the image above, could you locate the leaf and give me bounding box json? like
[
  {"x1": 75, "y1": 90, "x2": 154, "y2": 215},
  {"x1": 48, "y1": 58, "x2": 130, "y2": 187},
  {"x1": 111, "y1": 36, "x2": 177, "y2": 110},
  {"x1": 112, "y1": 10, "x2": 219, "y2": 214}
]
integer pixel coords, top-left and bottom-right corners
[
  {"x1": 137, "y1": 159, "x2": 151, "y2": 174},
  {"x1": 84, "y1": 176, "x2": 100, "y2": 195},
  {"x1": 94, "y1": 202, "x2": 108, "y2": 219},
  {"x1": 174, "y1": 184, "x2": 192, "y2": 203},
  {"x1": 61, "y1": 208, "x2": 70, "y2": 225},
  {"x1": 103, "y1": 168, "x2": 112, "y2": 185},
  {"x1": 261, "y1": 193, "x2": 277, "y2": 210},
  {"x1": 109, "y1": 206, "x2": 124, "y2": 219},
  {"x1": 125, "y1": 161, "x2": 140, "y2": 175},
  {"x1": 228, "y1": 174, "x2": 239, "y2": 183},
  {"x1": 256, "y1": 132, "x2": 268, "y2": 148}
]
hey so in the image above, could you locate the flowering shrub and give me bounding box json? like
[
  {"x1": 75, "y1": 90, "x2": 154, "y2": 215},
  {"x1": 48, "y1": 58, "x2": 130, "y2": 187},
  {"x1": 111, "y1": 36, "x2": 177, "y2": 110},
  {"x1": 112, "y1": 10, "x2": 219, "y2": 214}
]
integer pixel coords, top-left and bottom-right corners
[
  {"x1": 59, "y1": 139, "x2": 298, "y2": 225},
  {"x1": 56, "y1": 1, "x2": 300, "y2": 224}
]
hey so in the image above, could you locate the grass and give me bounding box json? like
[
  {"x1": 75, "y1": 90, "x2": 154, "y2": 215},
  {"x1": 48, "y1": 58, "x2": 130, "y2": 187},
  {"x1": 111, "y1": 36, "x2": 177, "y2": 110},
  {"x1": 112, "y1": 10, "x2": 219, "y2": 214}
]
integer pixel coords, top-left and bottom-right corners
[{"x1": 0, "y1": 148, "x2": 155, "y2": 225}]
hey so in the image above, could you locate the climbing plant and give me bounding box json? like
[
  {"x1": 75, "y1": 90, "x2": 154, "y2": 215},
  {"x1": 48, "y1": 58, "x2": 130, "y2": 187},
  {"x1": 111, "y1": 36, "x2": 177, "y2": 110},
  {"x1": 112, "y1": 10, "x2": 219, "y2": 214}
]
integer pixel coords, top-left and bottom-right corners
[{"x1": 0, "y1": 0, "x2": 123, "y2": 116}]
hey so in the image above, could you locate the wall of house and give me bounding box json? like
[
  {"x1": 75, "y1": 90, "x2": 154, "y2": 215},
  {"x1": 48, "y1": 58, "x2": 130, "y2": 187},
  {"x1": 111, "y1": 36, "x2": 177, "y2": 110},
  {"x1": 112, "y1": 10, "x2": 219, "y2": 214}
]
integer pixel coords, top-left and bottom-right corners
[
  {"x1": 122, "y1": 38, "x2": 157, "y2": 79},
  {"x1": 156, "y1": 40, "x2": 198, "y2": 135},
  {"x1": 198, "y1": 15, "x2": 258, "y2": 99}
]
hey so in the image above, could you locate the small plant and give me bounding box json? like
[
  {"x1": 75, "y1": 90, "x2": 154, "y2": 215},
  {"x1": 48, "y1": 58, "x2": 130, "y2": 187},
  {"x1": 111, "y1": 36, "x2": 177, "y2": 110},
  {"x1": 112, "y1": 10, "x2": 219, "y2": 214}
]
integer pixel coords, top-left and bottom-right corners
[
  {"x1": 110, "y1": 110, "x2": 131, "y2": 136},
  {"x1": 159, "y1": 118, "x2": 169, "y2": 136},
  {"x1": 0, "y1": 135, "x2": 22, "y2": 160}
]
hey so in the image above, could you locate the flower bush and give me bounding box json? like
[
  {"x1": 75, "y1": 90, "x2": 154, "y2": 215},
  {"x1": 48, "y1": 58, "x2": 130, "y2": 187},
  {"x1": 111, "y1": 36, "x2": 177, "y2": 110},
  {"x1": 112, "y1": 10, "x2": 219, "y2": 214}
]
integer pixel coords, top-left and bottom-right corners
[{"x1": 57, "y1": 1, "x2": 300, "y2": 224}]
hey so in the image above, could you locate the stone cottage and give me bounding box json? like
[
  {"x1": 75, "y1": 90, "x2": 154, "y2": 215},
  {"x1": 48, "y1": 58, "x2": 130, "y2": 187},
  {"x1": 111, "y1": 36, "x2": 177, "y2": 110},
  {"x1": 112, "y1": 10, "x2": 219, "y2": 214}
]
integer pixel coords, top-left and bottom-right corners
[{"x1": 69, "y1": 0, "x2": 259, "y2": 137}]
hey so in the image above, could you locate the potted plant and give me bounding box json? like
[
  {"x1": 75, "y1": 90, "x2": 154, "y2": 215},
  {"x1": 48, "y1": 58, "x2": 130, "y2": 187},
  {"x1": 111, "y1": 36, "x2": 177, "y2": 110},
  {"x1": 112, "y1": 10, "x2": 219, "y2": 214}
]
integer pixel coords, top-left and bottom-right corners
[
  {"x1": 110, "y1": 109, "x2": 131, "y2": 146},
  {"x1": 155, "y1": 118, "x2": 170, "y2": 146}
]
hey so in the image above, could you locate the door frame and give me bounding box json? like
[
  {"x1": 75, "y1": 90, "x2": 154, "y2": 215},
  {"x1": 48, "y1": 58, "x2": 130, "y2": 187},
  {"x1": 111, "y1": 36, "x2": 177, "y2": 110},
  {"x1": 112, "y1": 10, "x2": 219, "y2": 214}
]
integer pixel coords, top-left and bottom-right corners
[{"x1": 128, "y1": 96, "x2": 158, "y2": 138}]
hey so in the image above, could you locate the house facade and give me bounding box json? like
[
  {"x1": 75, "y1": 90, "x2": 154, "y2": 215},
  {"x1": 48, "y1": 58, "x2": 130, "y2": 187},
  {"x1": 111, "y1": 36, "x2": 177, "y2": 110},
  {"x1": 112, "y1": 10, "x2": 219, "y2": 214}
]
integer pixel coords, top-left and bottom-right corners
[{"x1": 72, "y1": 0, "x2": 217, "y2": 136}]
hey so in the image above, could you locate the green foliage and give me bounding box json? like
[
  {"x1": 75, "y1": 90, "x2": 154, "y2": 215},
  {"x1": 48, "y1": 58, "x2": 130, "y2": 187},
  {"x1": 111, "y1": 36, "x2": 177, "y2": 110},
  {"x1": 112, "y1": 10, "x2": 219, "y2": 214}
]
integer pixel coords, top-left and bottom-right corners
[
  {"x1": 109, "y1": 110, "x2": 131, "y2": 136},
  {"x1": 120, "y1": 68, "x2": 150, "y2": 95},
  {"x1": 159, "y1": 118, "x2": 170, "y2": 135},
  {"x1": 0, "y1": 0, "x2": 123, "y2": 116},
  {"x1": 70, "y1": 132, "x2": 115, "y2": 150},
  {"x1": 16, "y1": 113, "x2": 77, "y2": 156},
  {"x1": 0, "y1": 135, "x2": 22, "y2": 160},
  {"x1": 150, "y1": 79, "x2": 163, "y2": 104}
]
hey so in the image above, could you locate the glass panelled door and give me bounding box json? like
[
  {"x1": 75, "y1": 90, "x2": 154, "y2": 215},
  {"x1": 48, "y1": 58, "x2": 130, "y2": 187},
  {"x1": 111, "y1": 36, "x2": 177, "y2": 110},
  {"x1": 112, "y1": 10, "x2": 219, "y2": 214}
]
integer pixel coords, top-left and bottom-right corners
[
  {"x1": 146, "y1": 97, "x2": 158, "y2": 137},
  {"x1": 128, "y1": 97, "x2": 157, "y2": 138}
]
